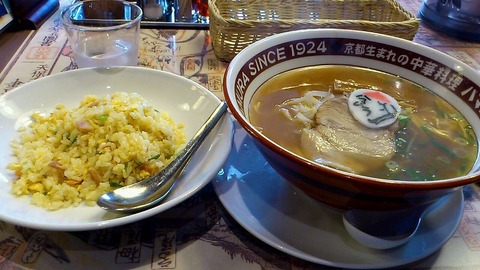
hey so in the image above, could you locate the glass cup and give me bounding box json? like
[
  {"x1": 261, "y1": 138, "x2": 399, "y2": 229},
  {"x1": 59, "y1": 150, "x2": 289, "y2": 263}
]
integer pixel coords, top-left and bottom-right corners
[
  {"x1": 60, "y1": 0, "x2": 143, "y2": 68},
  {"x1": 138, "y1": 0, "x2": 168, "y2": 21}
]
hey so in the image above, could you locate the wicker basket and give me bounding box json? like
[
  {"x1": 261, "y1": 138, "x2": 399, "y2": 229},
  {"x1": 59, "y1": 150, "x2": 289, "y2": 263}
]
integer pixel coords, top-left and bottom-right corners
[{"x1": 209, "y1": 0, "x2": 420, "y2": 62}]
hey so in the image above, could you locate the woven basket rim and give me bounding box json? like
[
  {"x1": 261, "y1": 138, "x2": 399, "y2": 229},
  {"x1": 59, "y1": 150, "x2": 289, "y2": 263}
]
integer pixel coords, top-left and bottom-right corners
[
  {"x1": 210, "y1": 18, "x2": 420, "y2": 26},
  {"x1": 210, "y1": 0, "x2": 419, "y2": 24},
  {"x1": 209, "y1": 0, "x2": 421, "y2": 61}
]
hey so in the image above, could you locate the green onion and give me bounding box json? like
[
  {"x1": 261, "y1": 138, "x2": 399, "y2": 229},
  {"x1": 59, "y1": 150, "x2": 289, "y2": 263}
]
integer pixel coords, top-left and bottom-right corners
[
  {"x1": 438, "y1": 108, "x2": 447, "y2": 119},
  {"x1": 99, "y1": 114, "x2": 108, "y2": 124},
  {"x1": 422, "y1": 125, "x2": 457, "y2": 158},
  {"x1": 109, "y1": 182, "x2": 124, "y2": 188},
  {"x1": 404, "y1": 168, "x2": 427, "y2": 181},
  {"x1": 448, "y1": 113, "x2": 462, "y2": 121},
  {"x1": 460, "y1": 164, "x2": 468, "y2": 173},
  {"x1": 431, "y1": 138, "x2": 456, "y2": 158},
  {"x1": 70, "y1": 135, "x2": 77, "y2": 145},
  {"x1": 433, "y1": 101, "x2": 446, "y2": 119},
  {"x1": 148, "y1": 154, "x2": 161, "y2": 160},
  {"x1": 398, "y1": 114, "x2": 410, "y2": 129}
]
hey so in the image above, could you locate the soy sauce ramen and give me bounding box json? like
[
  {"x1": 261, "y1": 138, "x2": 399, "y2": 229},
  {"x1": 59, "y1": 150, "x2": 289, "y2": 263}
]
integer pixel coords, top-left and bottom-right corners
[{"x1": 250, "y1": 65, "x2": 478, "y2": 181}]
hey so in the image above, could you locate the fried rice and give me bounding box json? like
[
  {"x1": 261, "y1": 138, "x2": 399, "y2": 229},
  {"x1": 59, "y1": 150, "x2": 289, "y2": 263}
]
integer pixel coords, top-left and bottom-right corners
[{"x1": 8, "y1": 92, "x2": 186, "y2": 210}]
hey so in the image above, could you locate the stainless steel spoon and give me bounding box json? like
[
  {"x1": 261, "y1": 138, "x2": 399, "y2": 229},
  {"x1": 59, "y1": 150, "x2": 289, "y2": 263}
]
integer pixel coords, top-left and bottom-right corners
[
  {"x1": 97, "y1": 101, "x2": 228, "y2": 213},
  {"x1": 342, "y1": 197, "x2": 446, "y2": 249}
]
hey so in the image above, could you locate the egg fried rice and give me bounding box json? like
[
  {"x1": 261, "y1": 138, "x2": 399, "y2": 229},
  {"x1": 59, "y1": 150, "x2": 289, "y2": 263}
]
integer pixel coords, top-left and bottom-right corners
[{"x1": 8, "y1": 92, "x2": 186, "y2": 210}]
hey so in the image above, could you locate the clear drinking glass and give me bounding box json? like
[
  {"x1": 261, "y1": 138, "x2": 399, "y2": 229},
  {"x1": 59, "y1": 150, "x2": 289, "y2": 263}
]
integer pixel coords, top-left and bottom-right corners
[
  {"x1": 60, "y1": 0, "x2": 143, "y2": 68},
  {"x1": 138, "y1": 0, "x2": 168, "y2": 21}
]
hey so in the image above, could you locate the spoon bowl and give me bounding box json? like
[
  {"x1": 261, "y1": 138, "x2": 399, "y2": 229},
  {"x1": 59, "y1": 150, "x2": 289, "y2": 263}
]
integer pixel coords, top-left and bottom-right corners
[
  {"x1": 97, "y1": 102, "x2": 228, "y2": 213},
  {"x1": 343, "y1": 196, "x2": 447, "y2": 249}
]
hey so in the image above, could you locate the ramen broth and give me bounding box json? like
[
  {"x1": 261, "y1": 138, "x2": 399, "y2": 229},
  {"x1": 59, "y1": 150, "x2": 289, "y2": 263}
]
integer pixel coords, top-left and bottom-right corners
[{"x1": 249, "y1": 65, "x2": 478, "y2": 181}]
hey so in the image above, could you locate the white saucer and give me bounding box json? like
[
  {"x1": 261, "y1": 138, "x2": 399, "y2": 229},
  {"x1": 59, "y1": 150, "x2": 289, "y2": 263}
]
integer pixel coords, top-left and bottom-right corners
[{"x1": 213, "y1": 122, "x2": 464, "y2": 269}]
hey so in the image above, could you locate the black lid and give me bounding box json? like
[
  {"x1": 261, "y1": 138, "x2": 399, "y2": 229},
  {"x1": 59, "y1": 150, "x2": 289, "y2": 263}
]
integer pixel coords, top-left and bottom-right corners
[{"x1": 419, "y1": 0, "x2": 480, "y2": 42}]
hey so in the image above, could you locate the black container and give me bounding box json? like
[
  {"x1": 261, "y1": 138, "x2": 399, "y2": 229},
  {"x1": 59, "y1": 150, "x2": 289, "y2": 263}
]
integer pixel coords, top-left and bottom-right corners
[{"x1": 419, "y1": 0, "x2": 480, "y2": 42}]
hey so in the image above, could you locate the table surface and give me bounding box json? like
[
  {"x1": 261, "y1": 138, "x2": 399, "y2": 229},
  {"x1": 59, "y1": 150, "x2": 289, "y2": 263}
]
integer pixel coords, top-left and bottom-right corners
[{"x1": 1, "y1": 0, "x2": 480, "y2": 269}]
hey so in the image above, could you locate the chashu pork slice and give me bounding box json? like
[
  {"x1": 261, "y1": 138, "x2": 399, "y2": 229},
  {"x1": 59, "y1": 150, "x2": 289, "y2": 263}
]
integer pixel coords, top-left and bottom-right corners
[{"x1": 300, "y1": 96, "x2": 399, "y2": 174}]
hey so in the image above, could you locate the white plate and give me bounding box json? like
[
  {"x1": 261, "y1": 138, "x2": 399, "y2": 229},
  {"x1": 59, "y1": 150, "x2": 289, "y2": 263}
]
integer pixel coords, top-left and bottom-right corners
[
  {"x1": 0, "y1": 67, "x2": 233, "y2": 231},
  {"x1": 213, "y1": 122, "x2": 464, "y2": 269}
]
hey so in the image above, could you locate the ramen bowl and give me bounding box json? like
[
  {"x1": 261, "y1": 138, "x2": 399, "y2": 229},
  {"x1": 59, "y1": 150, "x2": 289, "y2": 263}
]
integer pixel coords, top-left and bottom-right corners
[{"x1": 223, "y1": 29, "x2": 480, "y2": 211}]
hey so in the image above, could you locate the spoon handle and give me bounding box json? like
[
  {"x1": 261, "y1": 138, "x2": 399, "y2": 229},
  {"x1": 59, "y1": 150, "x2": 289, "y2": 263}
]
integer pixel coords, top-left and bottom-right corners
[
  {"x1": 147, "y1": 101, "x2": 229, "y2": 197},
  {"x1": 97, "y1": 102, "x2": 228, "y2": 212}
]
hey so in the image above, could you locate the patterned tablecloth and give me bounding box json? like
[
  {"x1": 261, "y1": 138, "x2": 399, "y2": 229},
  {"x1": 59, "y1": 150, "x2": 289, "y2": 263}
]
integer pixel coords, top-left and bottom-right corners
[{"x1": 1, "y1": 0, "x2": 480, "y2": 269}]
